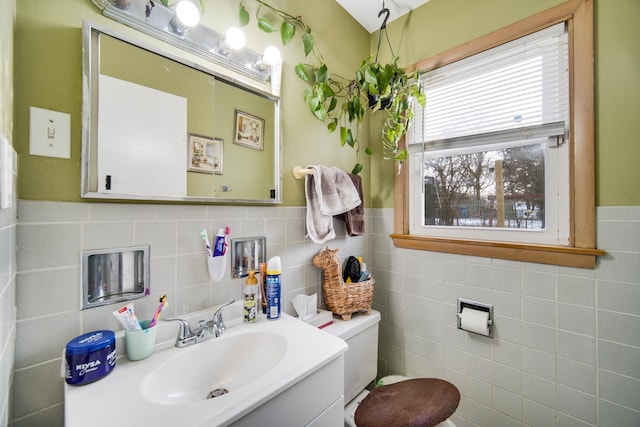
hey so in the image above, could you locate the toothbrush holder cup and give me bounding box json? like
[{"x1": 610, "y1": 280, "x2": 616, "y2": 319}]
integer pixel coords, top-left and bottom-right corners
[{"x1": 124, "y1": 319, "x2": 157, "y2": 361}]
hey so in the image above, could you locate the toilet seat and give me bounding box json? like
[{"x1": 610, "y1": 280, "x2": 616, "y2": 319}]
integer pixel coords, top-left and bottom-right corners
[
  {"x1": 345, "y1": 376, "x2": 458, "y2": 427},
  {"x1": 345, "y1": 389, "x2": 370, "y2": 427}
]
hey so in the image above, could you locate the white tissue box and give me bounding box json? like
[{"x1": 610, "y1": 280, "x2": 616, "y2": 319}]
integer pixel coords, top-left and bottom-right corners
[{"x1": 300, "y1": 309, "x2": 333, "y2": 329}]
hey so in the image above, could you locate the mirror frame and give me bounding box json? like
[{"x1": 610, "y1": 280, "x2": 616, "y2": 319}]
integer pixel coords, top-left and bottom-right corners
[{"x1": 81, "y1": 21, "x2": 283, "y2": 204}]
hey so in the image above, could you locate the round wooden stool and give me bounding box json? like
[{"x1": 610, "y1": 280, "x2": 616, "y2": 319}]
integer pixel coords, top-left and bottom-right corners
[{"x1": 354, "y1": 378, "x2": 460, "y2": 427}]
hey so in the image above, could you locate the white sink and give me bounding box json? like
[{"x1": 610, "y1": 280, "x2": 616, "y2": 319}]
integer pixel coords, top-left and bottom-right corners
[
  {"x1": 65, "y1": 304, "x2": 347, "y2": 427},
  {"x1": 142, "y1": 331, "x2": 287, "y2": 405}
]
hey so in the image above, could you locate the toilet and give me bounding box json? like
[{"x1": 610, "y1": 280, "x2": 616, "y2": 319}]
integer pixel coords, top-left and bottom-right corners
[{"x1": 322, "y1": 309, "x2": 458, "y2": 427}]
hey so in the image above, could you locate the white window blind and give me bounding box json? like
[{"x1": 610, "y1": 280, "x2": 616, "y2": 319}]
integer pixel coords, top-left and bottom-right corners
[
  {"x1": 407, "y1": 23, "x2": 569, "y2": 148},
  {"x1": 407, "y1": 23, "x2": 571, "y2": 246}
]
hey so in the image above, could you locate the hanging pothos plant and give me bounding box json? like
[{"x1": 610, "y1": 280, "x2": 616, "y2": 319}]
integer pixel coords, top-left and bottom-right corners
[{"x1": 239, "y1": 0, "x2": 425, "y2": 174}]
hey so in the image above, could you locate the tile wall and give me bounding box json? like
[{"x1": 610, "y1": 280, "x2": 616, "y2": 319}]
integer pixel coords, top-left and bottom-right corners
[
  {"x1": 0, "y1": 202, "x2": 16, "y2": 427},
  {"x1": 0, "y1": 0, "x2": 15, "y2": 424},
  {"x1": 10, "y1": 201, "x2": 640, "y2": 427},
  {"x1": 11, "y1": 201, "x2": 368, "y2": 426},
  {"x1": 370, "y1": 206, "x2": 640, "y2": 427}
]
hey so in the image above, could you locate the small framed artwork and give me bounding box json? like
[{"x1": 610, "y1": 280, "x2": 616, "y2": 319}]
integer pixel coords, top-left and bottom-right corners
[
  {"x1": 233, "y1": 110, "x2": 264, "y2": 150},
  {"x1": 188, "y1": 134, "x2": 223, "y2": 174}
]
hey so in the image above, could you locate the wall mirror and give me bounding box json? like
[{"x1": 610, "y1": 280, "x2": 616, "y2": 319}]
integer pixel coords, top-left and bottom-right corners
[{"x1": 81, "y1": 22, "x2": 282, "y2": 203}]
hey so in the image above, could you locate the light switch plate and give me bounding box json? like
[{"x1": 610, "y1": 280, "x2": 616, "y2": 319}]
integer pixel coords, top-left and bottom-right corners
[
  {"x1": 0, "y1": 132, "x2": 17, "y2": 209},
  {"x1": 29, "y1": 106, "x2": 71, "y2": 159}
]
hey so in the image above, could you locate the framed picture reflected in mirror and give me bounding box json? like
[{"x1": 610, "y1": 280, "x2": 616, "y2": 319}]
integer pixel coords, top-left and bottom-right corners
[
  {"x1": 234, "y1": 110, "x2": 264, "y2": 150},
  {"x1": 188, "y1": 134, "x2": 223, "y2": 174}
]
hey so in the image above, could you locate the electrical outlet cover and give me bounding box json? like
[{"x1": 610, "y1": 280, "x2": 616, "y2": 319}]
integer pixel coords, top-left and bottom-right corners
[{"x1": 29, "y1": 106, "x2": 71, "y2": 159}]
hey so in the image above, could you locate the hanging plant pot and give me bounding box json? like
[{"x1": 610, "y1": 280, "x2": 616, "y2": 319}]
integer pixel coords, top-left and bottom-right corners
[
  {"x1": 240, "y1": 0, "x2": 426, "y2": 173},
  {"x1": 368, "y1": 93, "x2": 394, "y2": 110},
  {"x1": 367, "y1": 93, "x2": 378, "y2": 109},
  {"x1": 366, "y1": 68, "x2": 402, "y2": 111}
]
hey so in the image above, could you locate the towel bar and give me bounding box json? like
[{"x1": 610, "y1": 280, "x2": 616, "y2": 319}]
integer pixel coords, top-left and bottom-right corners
[{"x1": 293, "y1": 166, "x2": 313, "y2": 179}]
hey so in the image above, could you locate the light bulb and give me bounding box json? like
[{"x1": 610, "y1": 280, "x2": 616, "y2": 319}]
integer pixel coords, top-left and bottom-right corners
[
  {"x1": 261, "y1": 46, "x2": 281, "y2": 67},
  {"x1": 225, "y1": 27, "x2": 246, "y2": 51},
  {"x1": 175, "y1": 0, "x2": 200, "y2": 27}
]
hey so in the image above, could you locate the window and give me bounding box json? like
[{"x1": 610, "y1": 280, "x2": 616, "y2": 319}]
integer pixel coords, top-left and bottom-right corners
[
  {"x1": 393, "y1": 0, "x2": 604, "y2": 268},
  {"x1": 408, "y1": 24, "x2": 569, "y2": 246}
]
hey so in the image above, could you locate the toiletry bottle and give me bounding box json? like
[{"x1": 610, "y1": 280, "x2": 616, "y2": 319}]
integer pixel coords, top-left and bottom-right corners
[
  {"x1": 213, "y1": 228, "x2": 226, "y2": 257},
  {"x1": 357, "y1": 256, "x2": 369, "y2": 281},
  {"x1": 259, "y1": 262, "x2": 267, "y2": 314},
  {"x1": 243, "y1": 271, "x2": 258, "y2": 323},
  {"x1": 266, "y1": 256, "x2": 281, "y2": 320}
]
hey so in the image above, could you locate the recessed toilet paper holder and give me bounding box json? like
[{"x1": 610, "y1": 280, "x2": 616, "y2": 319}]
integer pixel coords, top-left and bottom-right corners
[{"x1": 456, "y1": 298, "x2": 494, "y2": 337}]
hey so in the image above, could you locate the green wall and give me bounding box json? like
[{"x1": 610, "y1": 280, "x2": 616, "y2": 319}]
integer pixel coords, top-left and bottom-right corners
[
  {"x1": 13, "y1": 0, "x2": 640, "y2": 207},
  {"x1": 594, "y1": 0, "x2": 640, "y2": 206},
  {"x1": 1, "y1": 0, "x2": 14, "y2": 140}
]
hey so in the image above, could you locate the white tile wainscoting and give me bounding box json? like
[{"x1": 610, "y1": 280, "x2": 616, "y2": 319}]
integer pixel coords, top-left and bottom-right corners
[
  {"x1": 10, "y1": 201, "x2": 640, "y2": 427},
  {"x1": 11, "y1": 201, "x2": 368, "y2": 426},
  {"x1": 371, "y1": 206, "x2": 640, "y2": 427},
  {"x1": 0, "y1": 201, "x2": 16, "y2": 427}
]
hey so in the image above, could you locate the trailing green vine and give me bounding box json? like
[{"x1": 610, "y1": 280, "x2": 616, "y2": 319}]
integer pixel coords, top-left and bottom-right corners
[{"x1": 239, "y1": 0, "x2": 425, "y2": 174}]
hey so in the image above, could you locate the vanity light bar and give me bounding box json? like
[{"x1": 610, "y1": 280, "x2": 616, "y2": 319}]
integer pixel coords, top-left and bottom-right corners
[{"x1": 91, "y1": 0, "x2": 271, "y2": 83}]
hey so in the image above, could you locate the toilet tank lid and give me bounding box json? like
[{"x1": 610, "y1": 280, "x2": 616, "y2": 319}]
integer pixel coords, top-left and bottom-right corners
[{"x1": 321, "y1": 310, "x2": 381, "y2": 341}]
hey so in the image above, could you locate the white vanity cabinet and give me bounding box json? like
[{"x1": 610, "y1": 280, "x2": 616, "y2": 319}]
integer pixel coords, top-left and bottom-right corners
[
  {"x1": 231, "y1": 355, "x2": 344, "y2": 427},
  {"x1": 65, "y1": 311, "x2": 347, "y2": 427}
]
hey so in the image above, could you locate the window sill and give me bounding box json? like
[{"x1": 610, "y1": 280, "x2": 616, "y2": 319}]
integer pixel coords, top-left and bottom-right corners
[{"x1": 390, "y1": 234, "x2": 605, "y2": 269}]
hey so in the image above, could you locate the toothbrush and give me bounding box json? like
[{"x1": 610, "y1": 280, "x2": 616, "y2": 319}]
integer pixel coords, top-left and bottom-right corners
[
  {"x1": 200, "y1": 228, "x2": 213, "y2": 257},
  {"x1": 223, "y1": 226, "x2": 231, "y2": 255},
  {"x1": 148, "y1": 295, "x2": 168, "y2": 328},
  {"x1": 147, "y1": 295, "x2": 168, "y2": 328}
]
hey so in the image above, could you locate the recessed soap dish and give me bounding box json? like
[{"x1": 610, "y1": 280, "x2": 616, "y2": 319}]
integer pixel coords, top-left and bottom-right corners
[
  {"x1": 82, "y1": 245, "x2": 150, "y2": 309},
  {"x1": 230, "y1": 236, "x2": 266, "y2": 278}
]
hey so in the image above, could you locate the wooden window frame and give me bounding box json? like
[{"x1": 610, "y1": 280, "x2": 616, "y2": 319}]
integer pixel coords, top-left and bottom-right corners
[{"x1": 392, "y1": 0, "x2": 605, "y2": 268}]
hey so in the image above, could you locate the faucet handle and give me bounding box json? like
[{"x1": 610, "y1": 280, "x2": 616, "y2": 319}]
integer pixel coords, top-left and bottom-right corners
[
  {"x1": 213, "y1": 300, "x2": 236, "y2": 320},
  {"x1": 163, "y1": 318, "x2": 192, "y2": 339},
  {"x1": 212, "y1": 300, "x2": 236, "y2": 337}
]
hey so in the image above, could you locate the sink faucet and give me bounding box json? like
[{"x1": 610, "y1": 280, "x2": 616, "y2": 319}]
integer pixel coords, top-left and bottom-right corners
[
  {"x1": 212, "y1": 299, "x2": 235, "y2": 337},
  {"x1": 164, "y1": 300, "x2": 236, "y2": 347}
]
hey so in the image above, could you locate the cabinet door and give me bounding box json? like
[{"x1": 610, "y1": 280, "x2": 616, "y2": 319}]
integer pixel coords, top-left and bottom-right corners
[
  {"x1": 231, "y1": 356, "x2": 344, "y2": 427},
  {"x1": 306, "y1": 396, "x2": 344, "y2": 427}
]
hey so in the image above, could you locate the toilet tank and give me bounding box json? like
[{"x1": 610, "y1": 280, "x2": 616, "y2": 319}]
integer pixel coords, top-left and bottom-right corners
[{"x1": 322, "y1": 310, "x2": 381, "y2": 404}]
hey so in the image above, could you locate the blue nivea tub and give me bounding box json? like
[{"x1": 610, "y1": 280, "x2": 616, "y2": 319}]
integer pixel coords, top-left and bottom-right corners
[{"x1": 65, "y1": 330, "x2": 116, "y2": 386}]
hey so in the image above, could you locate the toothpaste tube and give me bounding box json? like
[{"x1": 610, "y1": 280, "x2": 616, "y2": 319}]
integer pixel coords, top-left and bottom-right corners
[
  {"x1": 112, "y1": 303, "x2": 142, "y2": 332},
  {"x1": 213, "y1": 227, "x2": 229, "y2": 257}
]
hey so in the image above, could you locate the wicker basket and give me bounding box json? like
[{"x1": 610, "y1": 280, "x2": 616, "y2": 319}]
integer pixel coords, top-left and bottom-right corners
[
  {"x1": 312, "y1": 247, "x2": 374, "y2": 321},
  {"x1": 322, "y1": 277, "x2": 374, "y2": 321}
]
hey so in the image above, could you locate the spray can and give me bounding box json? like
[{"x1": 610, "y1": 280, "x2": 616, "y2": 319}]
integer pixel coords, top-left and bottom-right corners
[{"x1": 266, "y1": 256, "x2": 281, "y2": 320}]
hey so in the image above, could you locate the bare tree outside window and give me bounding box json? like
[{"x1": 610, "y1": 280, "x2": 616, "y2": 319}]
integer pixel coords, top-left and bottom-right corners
[{"x1": 422, "y1": 143, "x2": 546, "y2": 230}]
